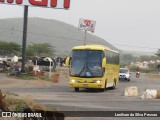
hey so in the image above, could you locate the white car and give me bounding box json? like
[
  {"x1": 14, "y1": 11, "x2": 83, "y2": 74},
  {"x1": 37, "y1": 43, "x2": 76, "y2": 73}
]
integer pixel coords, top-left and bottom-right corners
[{"x1": 119, "y1": 68, "x2": 131, "y2": 81}]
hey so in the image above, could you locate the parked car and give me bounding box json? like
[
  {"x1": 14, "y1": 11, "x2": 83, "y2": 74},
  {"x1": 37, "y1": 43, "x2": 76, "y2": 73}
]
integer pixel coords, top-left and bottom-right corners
[{"x1": 119, "y1": 68, "x2": 131, "y2": 81}]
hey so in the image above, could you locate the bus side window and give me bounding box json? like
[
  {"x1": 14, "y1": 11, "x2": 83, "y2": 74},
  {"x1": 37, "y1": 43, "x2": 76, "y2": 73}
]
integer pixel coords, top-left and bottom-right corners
[
  {"x1": 69, "y1": 57, "x2": 71, "y2": 66},
  {"x1": 106, "y1": 51, "x2": 111, "y2": 64},
  {"x1": 105, "y1": 50, "x2": 107, "y2": 63},
  {"x1": 105, "y1": 50, "x2": 119, "y2": 65}
]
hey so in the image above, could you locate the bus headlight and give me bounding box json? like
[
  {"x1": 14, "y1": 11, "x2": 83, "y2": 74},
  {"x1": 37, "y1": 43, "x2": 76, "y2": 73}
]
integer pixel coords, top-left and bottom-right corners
[
  {"x1": 96, "y1": 80, "x2": 101, "y2": 84},
  {"x1": 93, "y1": 80, "x2": 101, "y2": 84},
  {"x1": 71, "y1": 79, "x2": 77, "y2": 83}
]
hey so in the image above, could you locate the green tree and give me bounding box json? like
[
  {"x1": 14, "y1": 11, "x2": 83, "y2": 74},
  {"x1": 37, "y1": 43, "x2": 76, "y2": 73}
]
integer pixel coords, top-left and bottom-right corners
[
  {"x1": 26, "y1": 43, "x2": 55, "y2": 57},
  {"x1": 155, "y1": 49, "x2": 160, "y2": 57},
  {"x1": 0, "y1": 41, "x2": 20, "y2": 56},
  {"x1": 120, "y1": 54, "x2": 137, "y2": 65},
  {"x1": 138, "y1": 55, "x2": 159, "y2": 62},
  {"x1": 138, "y1": 55, "x2": 150, "y2": 62}
]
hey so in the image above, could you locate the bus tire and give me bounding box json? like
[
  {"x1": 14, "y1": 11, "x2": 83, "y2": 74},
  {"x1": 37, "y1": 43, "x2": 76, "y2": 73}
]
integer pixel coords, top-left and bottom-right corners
[
  {"x1": 75, "y1": 88, "x2": 79, "y2": 92},
  {"x1": 111, "y1": 80, "x2": 116, "y2": 90},
  {"x1": 100, "y1": 88, "x2": 105, "y2": 92},
  {"x1": 100, "y1": 81, "x2": 106, "y2": 92}
]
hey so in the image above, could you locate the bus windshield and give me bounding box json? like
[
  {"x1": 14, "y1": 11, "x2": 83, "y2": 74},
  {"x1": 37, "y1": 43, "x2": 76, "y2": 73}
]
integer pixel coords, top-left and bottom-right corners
[{"x1": 70, "y1": 50, "x2": 103, "y2": 77}]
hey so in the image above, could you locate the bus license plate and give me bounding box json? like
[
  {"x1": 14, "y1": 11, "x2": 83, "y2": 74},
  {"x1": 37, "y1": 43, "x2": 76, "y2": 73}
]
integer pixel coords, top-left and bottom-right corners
[{"x1": 83, "y1": 84, "x2": 88, "y2": 87}]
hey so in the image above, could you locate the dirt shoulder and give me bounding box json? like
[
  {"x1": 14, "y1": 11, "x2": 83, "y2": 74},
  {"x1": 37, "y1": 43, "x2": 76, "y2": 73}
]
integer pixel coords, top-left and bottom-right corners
[
  {"x1": 142, "y1": 73, "x2": 160, "y2": 80},
  {"x1": 0, "y1": 67, "x2": 69, "y2": 88},
  {"x1": 0, "y1": 73, "x2": 55, "y2": 89}
]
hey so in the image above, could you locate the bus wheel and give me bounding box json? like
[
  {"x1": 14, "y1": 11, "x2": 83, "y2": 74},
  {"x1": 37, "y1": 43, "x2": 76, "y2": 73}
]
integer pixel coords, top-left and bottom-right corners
[
  {"x1": 111, "y1": 80, "x2": 116, "y2": 90},
  {"x1": 100, "y1": 81, "x2": 106, "y2": 92},
  {"x1": 100, "y1": 88, "x2": 105, "y2": 92},
  {"x1": 75, "y1": 88, "x2": 79, "y2": 92}
]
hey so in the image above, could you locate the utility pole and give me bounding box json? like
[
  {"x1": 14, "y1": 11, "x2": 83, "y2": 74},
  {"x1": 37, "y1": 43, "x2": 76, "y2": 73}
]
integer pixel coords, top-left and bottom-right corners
[
  {"x1": 84, "y1": 30, "x2": 87, "y2": 46},
  {"x1": 21, "y1": 5, "x2": 28, "y2": 73}
]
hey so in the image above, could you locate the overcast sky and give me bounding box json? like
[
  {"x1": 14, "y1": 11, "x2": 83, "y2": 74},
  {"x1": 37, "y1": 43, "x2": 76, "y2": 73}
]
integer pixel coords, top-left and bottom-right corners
[{"x1": 0, "y1": 0, "x2": 160, "y2": 52}]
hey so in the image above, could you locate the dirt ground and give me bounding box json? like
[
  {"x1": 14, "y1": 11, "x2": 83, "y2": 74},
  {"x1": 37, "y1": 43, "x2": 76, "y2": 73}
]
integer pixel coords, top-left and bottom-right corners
[
  {"x1": 0, "y1": 67, "x2": 70, "y2": 99},
  {"x1": 0, "y1": 67, "x2": 69, "y2": 88}
]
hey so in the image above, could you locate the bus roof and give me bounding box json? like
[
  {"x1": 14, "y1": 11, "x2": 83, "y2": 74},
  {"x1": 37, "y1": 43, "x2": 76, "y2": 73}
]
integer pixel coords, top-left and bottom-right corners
[{"x1": 72, "y1": 44, "x2": 119, "y2": 53}]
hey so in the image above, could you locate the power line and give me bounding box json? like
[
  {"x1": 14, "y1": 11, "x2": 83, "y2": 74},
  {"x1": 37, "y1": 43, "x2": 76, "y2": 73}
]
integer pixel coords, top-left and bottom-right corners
[
  {"x1": 111, "y1": 43, "x2": 159, "y2": 50},
  {"x1": 0, "y1": 26, "x2": 159, "y2": 50},
  {"x1": 0, "y1": 26, "x2": 83, "y2": 41}
]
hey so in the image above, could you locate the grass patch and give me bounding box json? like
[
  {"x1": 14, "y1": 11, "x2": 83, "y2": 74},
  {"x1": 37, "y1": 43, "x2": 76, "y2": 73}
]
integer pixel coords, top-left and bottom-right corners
[
  {"x1": 5, "y1": 91, "x2": 19, "y2": 96},
  {"x1": 9, "y1": 73, "x2": 49, "y2": 81},
  {"x1": 4, "y1": 92, "x2": 52, "y2": 112},
  {"x1": 16, "y1": 75, "x2": 36, "y2": 80}
]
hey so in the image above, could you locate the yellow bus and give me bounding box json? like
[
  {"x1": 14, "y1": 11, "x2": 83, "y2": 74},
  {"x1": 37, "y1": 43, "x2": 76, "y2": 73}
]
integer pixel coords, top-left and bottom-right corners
[{"x1": 65, "y1": 44, "x2": 119, "y2": 92}]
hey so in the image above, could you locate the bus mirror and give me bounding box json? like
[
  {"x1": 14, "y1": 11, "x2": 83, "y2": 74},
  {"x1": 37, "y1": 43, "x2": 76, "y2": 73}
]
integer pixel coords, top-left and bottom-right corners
[
  {"x1": 65, "y1": 56, "x2": 70, "y2": 67},
  {"x1": 102, "y1": 58, "x2": 106, "y2": 68}
]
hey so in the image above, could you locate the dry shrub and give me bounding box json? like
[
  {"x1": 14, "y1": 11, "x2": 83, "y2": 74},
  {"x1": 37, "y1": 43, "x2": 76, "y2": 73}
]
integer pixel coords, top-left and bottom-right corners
[
  {"x1": 22, "y1": 99, "x2": 50, "y2": 111},
  {"x1": 4, "y1": 92, "x2": 50, "y2": 111}
]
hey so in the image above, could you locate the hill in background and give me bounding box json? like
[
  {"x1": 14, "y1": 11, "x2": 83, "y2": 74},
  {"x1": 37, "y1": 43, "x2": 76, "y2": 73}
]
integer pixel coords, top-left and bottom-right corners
[
  {"x1": 121, "y1": 50, "x2": 155, "y2": 57},
  {"x1": 0, "y1": 18, "x2": 119, "y2": 57}
]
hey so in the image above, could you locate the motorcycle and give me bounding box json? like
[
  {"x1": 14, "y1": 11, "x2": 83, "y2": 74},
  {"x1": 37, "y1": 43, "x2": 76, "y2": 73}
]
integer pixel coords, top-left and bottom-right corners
[{"x1": 136, "y1": 71, "x2": 140, "y2": 78}]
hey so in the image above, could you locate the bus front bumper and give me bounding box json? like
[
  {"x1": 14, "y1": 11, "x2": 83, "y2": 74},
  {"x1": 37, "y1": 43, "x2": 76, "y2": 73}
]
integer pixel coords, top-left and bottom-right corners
[{"x1": 70, "y1": 82, "x2": 104, "y2": 89}]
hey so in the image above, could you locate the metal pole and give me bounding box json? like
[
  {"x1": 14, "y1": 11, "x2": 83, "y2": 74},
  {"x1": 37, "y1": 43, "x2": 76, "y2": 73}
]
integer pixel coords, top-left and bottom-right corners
[
  {"x1": 35, "y1": 60, "x2": 37, "y2": 75},
  {"x1": 84, "y1": 30, "x2": 87, "y2": 46},
  {"x1": 21, "y1": 5, "x2": 28, "y2": 73},
  {"x1": 49, "y1": 61, "x2": 52, "y2": 79}
]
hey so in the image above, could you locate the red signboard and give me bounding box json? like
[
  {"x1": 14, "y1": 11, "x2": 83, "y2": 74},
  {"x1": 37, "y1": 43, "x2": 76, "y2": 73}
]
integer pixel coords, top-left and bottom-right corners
[{"x1": 0, "y1": 0, "x2": 70, "y2": 9}]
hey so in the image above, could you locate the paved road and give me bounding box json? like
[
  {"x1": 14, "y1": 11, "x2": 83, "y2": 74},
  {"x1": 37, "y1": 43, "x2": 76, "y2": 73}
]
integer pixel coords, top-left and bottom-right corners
[
  {"x1": 1, "y1": 72, "x2": 160, "y2": 120},
  {"x1": 39, "y1": 73, "x2": 160, "y2": 111}
]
